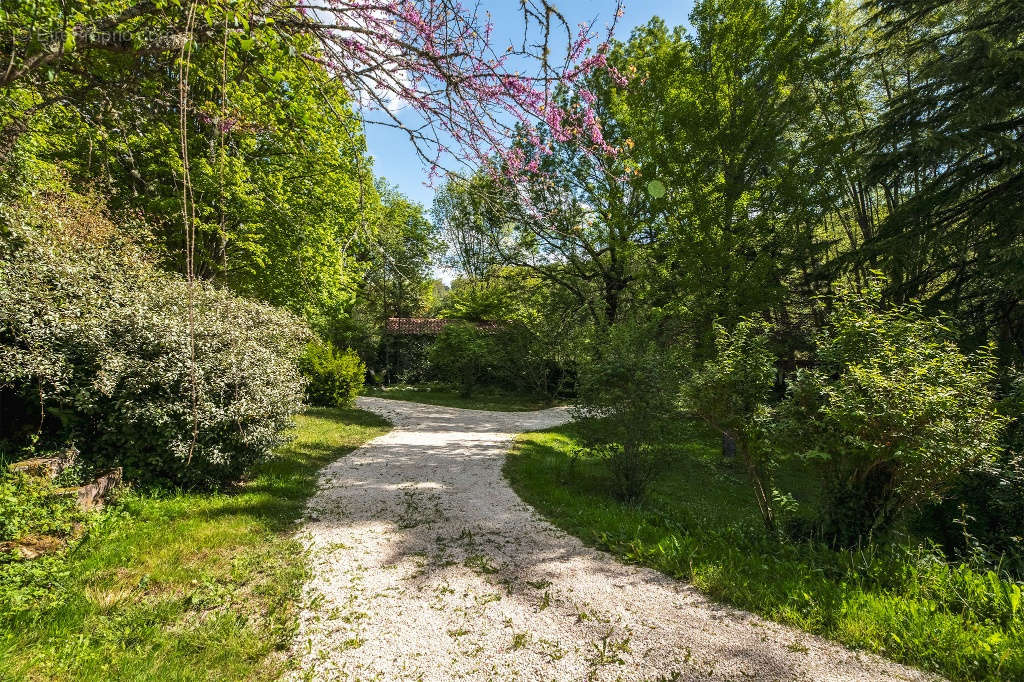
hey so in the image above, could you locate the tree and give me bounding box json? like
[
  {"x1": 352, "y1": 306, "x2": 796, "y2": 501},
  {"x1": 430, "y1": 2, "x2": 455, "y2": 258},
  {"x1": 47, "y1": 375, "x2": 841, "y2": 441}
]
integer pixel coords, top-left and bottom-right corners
[
  {"x1": 431, "y1": 65, "x2": 654, "y2": 329},
  {"x1": 428, "y1": 322, "x2": 490, "y2": 397},
  {"x1": 574, "y1": 317, "x2": 683, "y2": 502},
  {"x1": 4, "y1": 12, "x2": 376, "y2": 329},
  {"x1": 359, "y1": 183, "x2": 440, "y2": 322},
  {"x1": 1, "y1": 0, "x2": 623, "y2": 176},
  {"x1": 432, "y1": 175, "x2": 506, "y2": 281},
  {"x1": 861, "y1": 0, "x2": 1024, "y2": 358},
  {"x1": 621, "y1": 1, "x2": 847, "y2": 339},
  {"x1": 3, "y1": 1, "x2": 626, "y2": 344}
]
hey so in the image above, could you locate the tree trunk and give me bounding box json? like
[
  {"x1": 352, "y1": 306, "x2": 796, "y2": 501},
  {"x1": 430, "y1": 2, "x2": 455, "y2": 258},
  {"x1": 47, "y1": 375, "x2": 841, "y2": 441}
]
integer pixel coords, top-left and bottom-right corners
[{"x1": 721, "y1": 432, "x2": 736, "y2": 462}]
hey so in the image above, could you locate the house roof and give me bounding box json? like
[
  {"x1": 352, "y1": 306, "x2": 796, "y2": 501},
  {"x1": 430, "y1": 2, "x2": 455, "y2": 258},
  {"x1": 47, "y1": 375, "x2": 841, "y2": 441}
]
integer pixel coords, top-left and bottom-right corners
[
  {"x1": 384, "y1": 318, "x2": 504, "y2": 335},
  {"x1": 384, "y1": 317, "x2": 452, "y2": 335}
]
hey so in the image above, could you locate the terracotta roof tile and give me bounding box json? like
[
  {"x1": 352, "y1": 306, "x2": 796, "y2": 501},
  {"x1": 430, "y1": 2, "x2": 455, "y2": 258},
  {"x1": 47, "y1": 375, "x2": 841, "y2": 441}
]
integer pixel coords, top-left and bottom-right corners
[{"x1": 384, "y1": 318, "x2": 504, "y2": 335}]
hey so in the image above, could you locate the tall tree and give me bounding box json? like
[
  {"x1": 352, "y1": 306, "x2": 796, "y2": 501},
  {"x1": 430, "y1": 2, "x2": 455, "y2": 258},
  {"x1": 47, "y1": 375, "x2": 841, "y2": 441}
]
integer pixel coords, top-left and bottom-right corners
[
  {"x1": 359, "y1": 183, "x2": 439, "y2": 322},
  {"x1": 863, "y1": 0, "x2": 1024, "y2": 358},
  {"x1": 624, "y1": 1, "x2": 847, "y2": 338}
]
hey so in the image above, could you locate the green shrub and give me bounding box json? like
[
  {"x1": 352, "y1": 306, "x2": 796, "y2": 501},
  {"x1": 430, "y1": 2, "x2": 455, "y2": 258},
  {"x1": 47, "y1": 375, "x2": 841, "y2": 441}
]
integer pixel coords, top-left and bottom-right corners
[
  {"x1": 428, "y1": 322, "x2": 491, "y2": 397},
  {"x1": 914, "y1": 454, "x2": 1024, "y2": 578},
  {"x1": 594, "y1": 442, "x2": 661, "y2": 504},
  {"x1": 683, "y1": 319, "x2": 779, "y2": 529},
  {"x1": 487, "y1": 322, "x2": 574, "y2": 400},
  {"x1": 780, "y1": 283, "x2": 1007, "y2": 546},
  {"x1": 915, "y1": 372, "x2": 1024, "y2": 574},
  {"x1": 573, "y1": 318, "x2": 681, "y2": 502},
  {"x1": 0, "y1": 468, "x2": 85, "y2": 547},
  {"x1": 299, "y1": 341, "x2": 365, "y2": 408},
  {"x1": 0, "y1": 222, "x2": 310, "y2": 488}
]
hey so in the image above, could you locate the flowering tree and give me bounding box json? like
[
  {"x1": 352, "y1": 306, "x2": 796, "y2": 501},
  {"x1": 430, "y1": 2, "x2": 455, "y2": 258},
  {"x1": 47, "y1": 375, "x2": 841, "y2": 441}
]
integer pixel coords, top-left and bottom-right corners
[{"x1": 1, "y1": 0, "x2": 624, "y2": 175}]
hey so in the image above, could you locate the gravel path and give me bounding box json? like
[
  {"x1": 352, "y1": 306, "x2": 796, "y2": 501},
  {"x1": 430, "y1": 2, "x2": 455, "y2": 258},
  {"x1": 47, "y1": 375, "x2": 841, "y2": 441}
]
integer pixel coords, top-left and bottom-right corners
[{"x1": 290, "y1": 397, "x2": 935, "y2": 681}]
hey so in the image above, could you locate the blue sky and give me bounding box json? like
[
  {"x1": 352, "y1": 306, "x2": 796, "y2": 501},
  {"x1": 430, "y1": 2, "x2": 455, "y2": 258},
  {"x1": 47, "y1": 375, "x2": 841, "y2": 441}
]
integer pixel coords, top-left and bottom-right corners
[{"x1": 362, "y1": 0, "x2": 695, "y2": 210}]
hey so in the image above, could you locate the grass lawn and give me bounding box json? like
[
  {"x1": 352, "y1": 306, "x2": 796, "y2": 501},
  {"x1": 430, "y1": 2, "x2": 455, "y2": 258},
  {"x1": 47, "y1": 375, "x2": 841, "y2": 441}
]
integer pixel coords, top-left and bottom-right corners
[
  {"x1": 365, "y1": 384, "x2": 559, "y2": 412},
  {"x1": 506, "y1": 420, "x2": 1024, "y2": 682},
  {"x1": 0, "y1": 407, "x2": 390, "y2": 681}
]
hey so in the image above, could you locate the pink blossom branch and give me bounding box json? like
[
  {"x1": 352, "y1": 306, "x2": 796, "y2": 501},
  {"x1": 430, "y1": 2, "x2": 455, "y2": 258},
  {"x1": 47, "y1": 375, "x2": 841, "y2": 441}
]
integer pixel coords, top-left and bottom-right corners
[{"x1": 282, "y1": 0, "x2": 626, "y2": 182}]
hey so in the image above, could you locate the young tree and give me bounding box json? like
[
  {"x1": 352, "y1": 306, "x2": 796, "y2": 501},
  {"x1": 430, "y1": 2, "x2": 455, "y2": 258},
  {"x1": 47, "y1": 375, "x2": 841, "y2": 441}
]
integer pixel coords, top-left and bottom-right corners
[
  {"x1": 683, "y1": 319, "x2": 779, "y2": 530},
  {"x1": 574, "y1": 317, "x2": 682, "y2": 502}
]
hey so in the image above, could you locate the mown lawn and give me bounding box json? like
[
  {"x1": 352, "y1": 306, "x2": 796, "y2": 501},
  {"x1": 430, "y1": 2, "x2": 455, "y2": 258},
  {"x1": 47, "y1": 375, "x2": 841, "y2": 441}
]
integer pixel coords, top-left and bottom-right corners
[
  {"x1": 0, "y1": 407, "x2": 390, "y2": 681},
  {"x1": 506, "y1": 420, "x2": 1024, "y2": 682},
  {"x1": 365, "y1": 384, "x2": 558, "y2": 412}
]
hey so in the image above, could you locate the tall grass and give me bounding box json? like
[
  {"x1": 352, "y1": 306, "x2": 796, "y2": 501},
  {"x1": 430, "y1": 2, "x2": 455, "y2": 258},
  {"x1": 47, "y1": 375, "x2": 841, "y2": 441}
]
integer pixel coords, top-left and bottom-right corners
[{"x1": 506, "y1": 422, "x2": 1024, "y2": 681}]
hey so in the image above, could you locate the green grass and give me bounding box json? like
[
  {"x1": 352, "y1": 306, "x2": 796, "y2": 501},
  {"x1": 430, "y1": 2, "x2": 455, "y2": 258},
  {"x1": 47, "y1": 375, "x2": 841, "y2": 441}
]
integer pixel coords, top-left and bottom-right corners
[
  {"x1": 365, "y1": 384, "x2": 558, "y2": 412},
  {"x1": 0, "y1": 407, "x2": 390, "y2": 681},
  {"x1": 505, "y1": 420, "x2": 1024, "y2": 682}
]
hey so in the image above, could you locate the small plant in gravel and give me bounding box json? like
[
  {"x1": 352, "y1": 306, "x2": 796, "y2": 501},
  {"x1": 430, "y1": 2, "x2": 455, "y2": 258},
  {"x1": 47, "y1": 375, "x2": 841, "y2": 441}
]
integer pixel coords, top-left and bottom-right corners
[
  {"x1": 464, "y1": 554, "x2": 498, "y2": 575},
  {"x1": 589, "y1": 630, "x2": 631, "y2": 666}
]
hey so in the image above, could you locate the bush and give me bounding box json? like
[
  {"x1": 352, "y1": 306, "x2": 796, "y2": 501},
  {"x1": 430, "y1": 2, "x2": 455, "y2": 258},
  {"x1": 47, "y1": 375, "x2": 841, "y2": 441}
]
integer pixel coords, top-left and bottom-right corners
[
  {"x1": 428, "y1": 322, "x2": 491, "y2": 397},
  {"x1": 487, "y1": 322, "x2": 574, "y2": 400},
  {"x1": 683, "y1": 318, "x2": 780, "y2": 530},
  {"x1": 0, "y1": 217, "x2": 310, "y2": 488},
  {"x1": 299, "y1": 341, "x2": 365, "y2": 408},
  {"x1": 780, "y1": 283, "x2": 1007, "y2": 546},
  {"x1": 378, "y1": 333, "x2": 434, "y2": 384},
  {"x1": 573, "y1": 318, "x2": 681, "y2": 502},
  {"x1": 915, "y1": 453, "x2": 1024, "y2": 576},
  {"x1": 595, "y1": 442, "x2": 661, "y2": 504},
  {"x1": 0, "y1": 467, "x2": 86, "y2": 548},
  {"x1": 916, "y1": 372, "x2": 1024, "y2": 574}
]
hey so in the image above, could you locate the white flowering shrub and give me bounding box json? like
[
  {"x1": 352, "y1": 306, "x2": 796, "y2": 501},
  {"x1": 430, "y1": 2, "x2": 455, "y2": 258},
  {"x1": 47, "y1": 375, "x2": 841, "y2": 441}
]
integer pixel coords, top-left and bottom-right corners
[{"x1": 0, "y1": 220, "x2": 310, "y2": 487}]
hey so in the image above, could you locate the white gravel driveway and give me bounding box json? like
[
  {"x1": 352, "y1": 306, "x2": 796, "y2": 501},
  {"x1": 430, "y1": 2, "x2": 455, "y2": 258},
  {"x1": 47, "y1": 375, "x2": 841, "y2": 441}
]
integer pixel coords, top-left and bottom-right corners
[{"x1": 289, "y1": 396, "x2": 935, "y2": 681}]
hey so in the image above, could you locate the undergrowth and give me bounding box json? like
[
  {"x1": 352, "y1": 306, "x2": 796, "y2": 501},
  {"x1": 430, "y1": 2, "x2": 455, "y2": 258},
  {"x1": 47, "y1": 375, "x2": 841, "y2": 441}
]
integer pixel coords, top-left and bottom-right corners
[
  {"x1": 506, "y1": 421, "x2": 1024, "y2": 681},
  {"x1": 0, "y1": 407, "x2": 390, "y2": 681}
]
